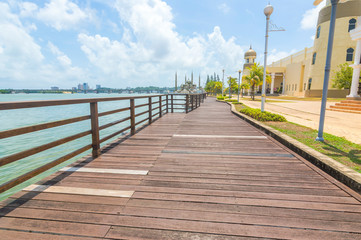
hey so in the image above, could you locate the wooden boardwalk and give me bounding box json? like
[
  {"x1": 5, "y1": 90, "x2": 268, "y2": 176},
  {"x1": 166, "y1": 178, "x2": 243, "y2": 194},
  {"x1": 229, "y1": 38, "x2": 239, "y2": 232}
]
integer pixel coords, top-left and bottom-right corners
[{"x1": 1, "y1": 98, "x2": 361, "y2": 239}]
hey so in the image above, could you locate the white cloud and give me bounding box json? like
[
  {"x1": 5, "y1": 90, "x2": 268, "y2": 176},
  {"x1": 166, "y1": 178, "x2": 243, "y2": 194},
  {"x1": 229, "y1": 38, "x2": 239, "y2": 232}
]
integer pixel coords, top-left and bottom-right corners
[
  {"x1": 77, "y1": 0, "x2": 245, "y2": 87},
  {"x1": 48, "y1": 41, "x2": 72, "y2": 66},
  {"x1": 0, "y1": 2, "x2": 87, "y2": 88},
  {"x1": 19, "y1": 2, "x2": 38, "y2": 18},
  {"x1": 218, "y1": 3, "x2": 230, "y2": 14},
  {"x1": 37, "y1": 0, "x2": 91, "y2": 31},
  {"x1": 300, "y1": 1, "x2": 326, "y2": 30}
]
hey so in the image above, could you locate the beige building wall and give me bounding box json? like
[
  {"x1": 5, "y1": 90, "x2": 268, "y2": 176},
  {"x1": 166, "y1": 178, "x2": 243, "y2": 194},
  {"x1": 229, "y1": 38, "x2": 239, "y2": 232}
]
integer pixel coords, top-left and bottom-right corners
[
  {"x1": 311, "y1": 18, "x2": 356, "y2": 91},
  {"x1": 268, "y1": 47, "x2": 313, "y2": 96},
  {"x1": 266, "y1": 0, "x2": 359, "y2": 97}
]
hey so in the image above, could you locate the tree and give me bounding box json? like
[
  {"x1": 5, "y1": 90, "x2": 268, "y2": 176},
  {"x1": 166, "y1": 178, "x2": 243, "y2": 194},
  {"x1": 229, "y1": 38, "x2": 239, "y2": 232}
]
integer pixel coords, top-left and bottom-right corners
[
  {"x1": 214, "y1": 81, "x2": 223, "y2": 94},
  {"x1": 225, "y1": 77, "x2": 238, "y2": 94},
  {"x1": 244, "y1": 63, "x2": 270, "y2": 100},
  {"x1": 332, "y1": 63, "x2": 354, "y2": 91},
  {"x1": 239, "y1": 83, "x2": 250, "y2": 98}
]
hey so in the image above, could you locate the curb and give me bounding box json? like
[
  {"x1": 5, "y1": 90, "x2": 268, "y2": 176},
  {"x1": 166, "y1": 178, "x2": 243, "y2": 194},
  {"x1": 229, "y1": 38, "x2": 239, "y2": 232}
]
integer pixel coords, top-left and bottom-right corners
[{"x1": 219, "y1": 100, "x2": 361, "y2": 194}]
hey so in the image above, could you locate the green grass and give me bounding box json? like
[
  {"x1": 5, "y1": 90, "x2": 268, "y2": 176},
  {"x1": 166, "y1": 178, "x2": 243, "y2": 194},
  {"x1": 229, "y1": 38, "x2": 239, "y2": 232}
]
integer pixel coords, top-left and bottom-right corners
[{"x1": 265, "y1": 121, "x2": 361, "y2": 173}]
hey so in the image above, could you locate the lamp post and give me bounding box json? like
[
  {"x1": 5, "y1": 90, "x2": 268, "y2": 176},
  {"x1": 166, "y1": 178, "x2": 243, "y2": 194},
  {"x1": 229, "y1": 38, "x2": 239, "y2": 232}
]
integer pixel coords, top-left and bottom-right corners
[
  {"x1": 238, "y1": 70, "x2": 242, "y2": 102},
  {"x1": 261, "y1": 4, "x2": 274, "y2": 112},
  {"x1": 222, "y1": 69, "x2": 225, "y2": 96},
  {"x1": 315, "y1": 0, "x2": 341, "y2": 141}
]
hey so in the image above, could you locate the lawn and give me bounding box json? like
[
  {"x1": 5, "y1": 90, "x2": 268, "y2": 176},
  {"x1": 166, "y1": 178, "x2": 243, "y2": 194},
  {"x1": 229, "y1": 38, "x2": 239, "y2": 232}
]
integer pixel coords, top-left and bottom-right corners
[
  {"x1": 265, "y1": 121, "x2": 361, "y2": 173},
  {"x1": 232, "y1": 102, "x2": 361, "y2": 173}
]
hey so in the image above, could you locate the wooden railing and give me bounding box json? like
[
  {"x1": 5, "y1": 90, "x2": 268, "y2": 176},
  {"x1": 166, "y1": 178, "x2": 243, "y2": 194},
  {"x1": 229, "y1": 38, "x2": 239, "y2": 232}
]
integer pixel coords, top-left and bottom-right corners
[{"x1": 0, "y1": 93, "x2": 207, "y2": 194}]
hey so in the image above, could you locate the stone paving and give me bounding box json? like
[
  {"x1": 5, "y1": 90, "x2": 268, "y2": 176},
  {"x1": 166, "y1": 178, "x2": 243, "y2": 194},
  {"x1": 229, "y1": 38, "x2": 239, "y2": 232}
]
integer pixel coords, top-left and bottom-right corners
[{"x1": 237, "y1": 97, "x2": 361, "y2": 144}]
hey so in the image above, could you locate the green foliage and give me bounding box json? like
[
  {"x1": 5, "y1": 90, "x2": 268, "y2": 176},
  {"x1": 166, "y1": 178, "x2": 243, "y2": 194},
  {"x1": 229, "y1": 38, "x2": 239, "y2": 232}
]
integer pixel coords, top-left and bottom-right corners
[
  {"x1": 225, "y1": 99, "x2": 238, "y2": 102},
  {"x1": 265, "y1": 121, "x2": 361, "y2": 173},
  {"x1": 205, "y1": 80, "x2": 223, "y2": 95},
  {"x1": 332, "y1": 63, "x2": 353, "y2": 90},
  {"x1": 0, "y1": 89, "x2": 12, "y2": 94},
  {"x1": 217, "y1": 96, "x2": 225, "y2": 100},
  {"x1": 239, "y1": 108, "x2": 286, "y2": 122},
  {"x1": 243, "y1": 63, "x2": 271, "y2": 100}
]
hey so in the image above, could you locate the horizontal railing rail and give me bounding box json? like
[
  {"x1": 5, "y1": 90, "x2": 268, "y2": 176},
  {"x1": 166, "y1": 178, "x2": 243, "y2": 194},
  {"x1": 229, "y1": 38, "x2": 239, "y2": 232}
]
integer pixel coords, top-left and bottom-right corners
[{"x1": 0, "y1": 93, "x2": 207, "y2": 194}]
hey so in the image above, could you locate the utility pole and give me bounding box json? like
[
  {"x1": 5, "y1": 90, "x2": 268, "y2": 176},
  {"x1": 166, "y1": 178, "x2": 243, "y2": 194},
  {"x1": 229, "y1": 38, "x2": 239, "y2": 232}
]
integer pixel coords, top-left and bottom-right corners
[
  {"x1": 175, "y1": 72, "x2": 177, "y2": 91},
  {"x1": 222, "y1": 69, "x2": 225, "y2": 96}
]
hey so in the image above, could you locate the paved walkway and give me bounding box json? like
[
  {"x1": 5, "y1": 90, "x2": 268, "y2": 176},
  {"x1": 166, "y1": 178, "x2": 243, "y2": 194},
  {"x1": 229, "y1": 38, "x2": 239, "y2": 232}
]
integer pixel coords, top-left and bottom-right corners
[
  {"x1": 238, "y1": 98, "x2": 361, "y2": 144},
  {"x1": 0, "y1": 98, "x2": 361, "y2": 239}
]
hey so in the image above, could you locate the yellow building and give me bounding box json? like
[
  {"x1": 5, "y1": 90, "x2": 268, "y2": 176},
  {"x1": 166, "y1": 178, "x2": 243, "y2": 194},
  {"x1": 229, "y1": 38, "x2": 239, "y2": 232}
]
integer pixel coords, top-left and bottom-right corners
[{"x1": 267, "y1": 0, "x2": 360, "y2": 97}]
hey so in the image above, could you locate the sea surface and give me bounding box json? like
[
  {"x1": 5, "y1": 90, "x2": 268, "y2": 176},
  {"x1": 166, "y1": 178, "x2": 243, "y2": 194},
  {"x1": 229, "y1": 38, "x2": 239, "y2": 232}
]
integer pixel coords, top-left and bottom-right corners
[{"x1": 0, "y1": 93, "x2": 168, "y2": 200}]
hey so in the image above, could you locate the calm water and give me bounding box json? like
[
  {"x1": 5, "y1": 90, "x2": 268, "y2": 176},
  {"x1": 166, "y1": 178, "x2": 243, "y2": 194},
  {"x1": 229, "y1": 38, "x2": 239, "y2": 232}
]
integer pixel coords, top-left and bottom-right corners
[{"x1": 0, "y1": 93, "x2": 164, "y2": 200}]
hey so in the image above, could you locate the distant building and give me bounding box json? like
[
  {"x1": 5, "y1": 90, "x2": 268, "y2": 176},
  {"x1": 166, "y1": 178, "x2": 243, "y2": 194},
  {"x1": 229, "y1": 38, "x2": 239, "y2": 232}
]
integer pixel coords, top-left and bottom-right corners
[
  {"x1": 51, "y1": 86, "x2": 59, "y2": 90},
  {"x1": 72, "y1": 87, "x2": 77, "y2": 91},
  {"x1": 83, "y1": 83, "x2": 89, "y2": 91},
  {"x1": 78, "y1": 84, "x2": 83, "y2": 90},
  {"x1": 96, "y1": 85, "x2": 101, "y2": 89}
]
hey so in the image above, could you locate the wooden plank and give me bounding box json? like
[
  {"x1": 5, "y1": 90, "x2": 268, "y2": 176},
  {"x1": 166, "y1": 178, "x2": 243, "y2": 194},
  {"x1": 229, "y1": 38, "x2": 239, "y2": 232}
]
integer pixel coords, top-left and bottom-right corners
[
  {"x1": 1, "y1": 97, "x2": 360, "y2": 239},
  {"x1": 0, "y1": 144, "x2": 91, "y2": 193},
  {"x1": 0, "y1": 115, "x2": 90, "y2": 139},
  {"x1": 0, "y1": 130, "x2": 91, "y2": 167}
]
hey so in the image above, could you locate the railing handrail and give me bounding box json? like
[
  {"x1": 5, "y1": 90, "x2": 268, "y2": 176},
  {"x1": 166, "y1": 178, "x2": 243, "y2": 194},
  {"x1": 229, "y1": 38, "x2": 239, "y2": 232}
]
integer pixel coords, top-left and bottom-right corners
[
  {"x1": 0, "y1": 94, "x2": 166, "y2": 110},
  {"x1": 0, "y1": 93, "x2": 207, "y2": 194}
]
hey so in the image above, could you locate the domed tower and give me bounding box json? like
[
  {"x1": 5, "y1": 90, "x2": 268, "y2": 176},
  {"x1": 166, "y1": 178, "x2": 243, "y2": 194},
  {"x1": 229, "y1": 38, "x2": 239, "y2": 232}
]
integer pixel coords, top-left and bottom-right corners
[{"x1": 243, "y1": 46, "x2": 257, "y2": 75}]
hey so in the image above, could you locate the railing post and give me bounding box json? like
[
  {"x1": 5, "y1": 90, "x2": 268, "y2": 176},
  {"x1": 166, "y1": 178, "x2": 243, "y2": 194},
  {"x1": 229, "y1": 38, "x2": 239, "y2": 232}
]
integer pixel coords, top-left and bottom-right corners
[
  {"x1": 90, "y1": 102, "x2": 100, "y2": 158},
  {"x1": 148, "y1": 97, "x2": 152, "y2": 124},
  {"x1": 198, "y1": 95, "x2": 201, "y2": 107},
  {"x1": 130, "y1": 98, "x2": 135, "y2": 135},
  {"x1": 171, "y1": 94, "x2": 174, "y2": 113},
  {"x1": 166, "y1": 95, "x2": 169, "y2": 113},
  {"x1": 159, "y1": 96, "x2": 162, "y2": 117},
  {"x1": 185, "y1": 94, "x2": 189, "y2": 113},
  {"x1": 196, "y1": 95, "x2": 198, "y2": 109},
  {"x1": 189, "y1": 95, "x2": 192, "y2": 111}
]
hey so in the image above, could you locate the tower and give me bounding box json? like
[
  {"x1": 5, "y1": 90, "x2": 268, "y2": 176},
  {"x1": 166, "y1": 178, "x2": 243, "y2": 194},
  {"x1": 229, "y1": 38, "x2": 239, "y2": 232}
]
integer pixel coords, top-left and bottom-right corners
[{"x1": 243, "y1": 46, "x2": 257, "y2": 76}]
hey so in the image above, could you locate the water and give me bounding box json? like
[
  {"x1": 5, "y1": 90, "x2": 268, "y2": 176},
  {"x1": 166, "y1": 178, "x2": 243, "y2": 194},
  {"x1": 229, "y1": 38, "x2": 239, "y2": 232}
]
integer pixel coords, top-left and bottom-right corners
[{"x1": 0, "y1": 93, "x2": 167, "y2": 200}]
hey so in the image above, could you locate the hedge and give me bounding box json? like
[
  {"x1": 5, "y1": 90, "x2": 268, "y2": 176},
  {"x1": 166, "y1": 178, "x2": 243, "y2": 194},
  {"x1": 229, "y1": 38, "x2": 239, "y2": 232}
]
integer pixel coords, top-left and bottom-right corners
[{"x1": 239, "y1": 108, "x2": 286, "y2": 122}]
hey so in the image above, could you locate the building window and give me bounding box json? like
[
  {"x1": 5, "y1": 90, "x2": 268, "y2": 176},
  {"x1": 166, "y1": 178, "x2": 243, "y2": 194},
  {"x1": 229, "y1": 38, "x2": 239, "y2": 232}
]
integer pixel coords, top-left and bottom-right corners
[
  {"x1": 308, "y1": 78, "x2": 312, "y2": 90},
  {"x1": 349, "y1": 18, "x2": 357, "y2": 32},
  {"x1": 246, "y1": 59, "x2": 250, "y2": 63},
  {"x1": 346, "y1": 48, "x2": 354, "y2": 62},
  {"x1": 295, "y1": 84, "x2": 297, "y2": 91},
  {"x1": 304, "y1": 83, "x2": 306, "y2": 90},
  {"x1": 312, "y1": 53, "x2": 317, "y2": 65},
  {"x1": 316, "y1": 26, "x2": 321, "y2": 38}
]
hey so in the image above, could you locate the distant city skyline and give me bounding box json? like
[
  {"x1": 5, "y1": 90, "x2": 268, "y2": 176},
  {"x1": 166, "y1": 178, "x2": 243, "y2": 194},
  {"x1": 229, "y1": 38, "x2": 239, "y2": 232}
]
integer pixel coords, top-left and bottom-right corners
[{"x1": 0, "y1": 0, "x2": 324, "y2": 89}]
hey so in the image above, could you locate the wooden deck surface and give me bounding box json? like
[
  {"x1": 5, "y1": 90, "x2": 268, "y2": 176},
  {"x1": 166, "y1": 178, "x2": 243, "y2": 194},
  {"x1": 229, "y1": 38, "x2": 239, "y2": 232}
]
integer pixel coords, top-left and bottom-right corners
[{"x1": 1, "y1": 98, "x2": 361, "y2": 239}]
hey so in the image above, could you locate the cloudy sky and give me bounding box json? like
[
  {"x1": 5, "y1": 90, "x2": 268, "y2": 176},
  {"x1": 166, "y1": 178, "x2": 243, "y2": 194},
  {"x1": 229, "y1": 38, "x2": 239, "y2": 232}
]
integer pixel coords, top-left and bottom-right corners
[{"x1": 0, "y1": 0, "x2": 325, "y2": 89}]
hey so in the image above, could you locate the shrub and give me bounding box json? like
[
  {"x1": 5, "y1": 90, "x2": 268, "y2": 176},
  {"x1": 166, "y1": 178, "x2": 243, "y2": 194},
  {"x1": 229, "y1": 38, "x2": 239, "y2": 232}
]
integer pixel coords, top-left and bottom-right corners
[
  {"x1": 217, "y1": 96, "x2": 225, "y2": 100},
  {"x1": 225, "y1": 99, "x2": 238, "y2": 102},
  {"x1": 239, "y1": 108, "x2": 286, "y2": 122}
]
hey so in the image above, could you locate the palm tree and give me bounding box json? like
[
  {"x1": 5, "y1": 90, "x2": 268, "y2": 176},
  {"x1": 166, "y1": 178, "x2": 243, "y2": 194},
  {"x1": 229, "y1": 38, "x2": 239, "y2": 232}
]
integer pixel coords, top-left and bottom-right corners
[
  {"x1": 239, "y1": 83, "x2": 249, "y2": 98},
  {"x1": 244, "y1": 63, "x2": 270, "y2": 100},
  {"x1": 214, "y1": 81, "x2": 223, "y2": 95}
]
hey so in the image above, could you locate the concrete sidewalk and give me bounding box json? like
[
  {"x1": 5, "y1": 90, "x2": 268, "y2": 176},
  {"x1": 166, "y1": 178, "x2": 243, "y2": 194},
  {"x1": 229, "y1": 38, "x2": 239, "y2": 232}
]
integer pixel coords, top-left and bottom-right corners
[{"x1": 237, "y1": 98, "x2": 361, "y2": 145}]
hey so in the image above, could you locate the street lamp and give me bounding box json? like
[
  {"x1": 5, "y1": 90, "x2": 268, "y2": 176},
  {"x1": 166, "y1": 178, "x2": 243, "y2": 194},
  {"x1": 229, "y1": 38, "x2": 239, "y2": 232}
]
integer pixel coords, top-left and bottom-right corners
[
  {"x1": 229, "y1": 76, "x2": 232, "y2": 99},
  {"x1": 222, "y1": 69, "x2": 225, "y2": 96},
  {"x1": 314, "y1": 0, "x2": 346, "y2": 141},
  {"x1": 261, "y1": 4, "x2": 274, "y2": 112},
  {"x1": 238, "y1": 70, "x2": 242, "y2": 102}
]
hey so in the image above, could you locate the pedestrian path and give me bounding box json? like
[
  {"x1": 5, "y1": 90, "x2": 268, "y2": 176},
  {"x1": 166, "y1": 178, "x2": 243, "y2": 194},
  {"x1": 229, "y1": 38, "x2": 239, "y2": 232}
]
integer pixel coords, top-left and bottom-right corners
[{"x1": 0, "y1": 98, "x2": 360, "y2": 239}]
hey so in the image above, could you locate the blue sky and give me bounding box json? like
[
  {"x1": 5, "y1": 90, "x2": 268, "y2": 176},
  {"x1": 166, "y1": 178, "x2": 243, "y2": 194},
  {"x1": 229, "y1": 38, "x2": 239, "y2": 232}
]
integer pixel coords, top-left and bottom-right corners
[{"x1": 0, "y1": 0, "x2": 325, "y2": 89}]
